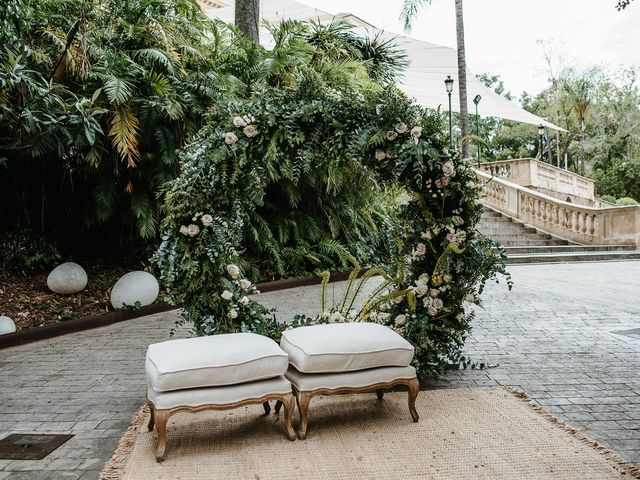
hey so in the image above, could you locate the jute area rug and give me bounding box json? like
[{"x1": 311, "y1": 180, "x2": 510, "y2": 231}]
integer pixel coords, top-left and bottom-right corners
[{"x1": 101, "y1": 388, "x2": 640, "y2": 480}]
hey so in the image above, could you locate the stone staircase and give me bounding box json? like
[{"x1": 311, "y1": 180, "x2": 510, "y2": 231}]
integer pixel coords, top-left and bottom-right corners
[{"x1": 479, "y1": 207, "x2": 640, "y2": 264}]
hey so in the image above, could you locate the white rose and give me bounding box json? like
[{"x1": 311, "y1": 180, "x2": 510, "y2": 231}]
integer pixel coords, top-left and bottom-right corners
[
  {"x1": 201, "y1": 214, "x2": 213, "y2": 227},
  {"x1": 386, "y1": 131, "x2": 398, "y2": 141},
  {"x1": 464, "y1": 294, "x2": 476, "y2": 303},
  {"x1": 443, "y1": 274, "x2": 453, "y2": 283},
  {"x1": 243, "y1": 125, "x2": 257, "y2": 138},
  {"x1": 395, "y1": 122, "x2": 408, "y2": 133},
  {"x1": 187, "y1": 224, "x2": 200, "y2": 237},
  {"x1": 221, "y1": 290, "x2": 233, "y2": 301},
  {"x1": 224, "y1": 132, "x2": 238, "y2": 145},
  {"x1": 414, "y1": 242, "x2": 426, "y2": 256},
  {"x1": 179, "y1": 225, "x2": 189, "y2": 235},
  {"x1": 226, "y1": 264, "x2": 240, "y2": 279},
  {"x1": 239, "y1": 278, "x2": 252, "y2": 290},
  {"x1": 432, "y1": 298, "x2": 444, "y2": 310},
  {"x1": 233, "y1": 116, "x2": 247, "y2": 128},
  {"x1": 228, "y1": 309, "x2": 238, "y2": 319},
  {"x1": 415, "y1": 284, "x2": 429, "y2": 297},
  {"x1": 429, "y1": 288, "x2": 440, "y2": 298},
  {"x1": 427, "y1": 306, "x2": 438, "y2": 316},
  {"x1": 421, "y1": 231, "x2": 433, "y2": 240},
  {"x1": 410, "y1": 126, "x2": 422, "y2": 138},
  {"x1": 394, "y1": 314, "x2": 407, "y2": 326},
  {"x1": 239, "y1": 296, "x2": 250, "y2": 306},
  {"x1": 375, "y1": 149, "x2": 387, "y2": 161},
  {"x1": 418, "y1": 273, "x2": 430, "y2": 284},
  {"x1": 446, "y1": 232, "x2": 458, "y2": 244},
  {"x1": 442, "y1": 161, "x2": 455, "y2": 177}
]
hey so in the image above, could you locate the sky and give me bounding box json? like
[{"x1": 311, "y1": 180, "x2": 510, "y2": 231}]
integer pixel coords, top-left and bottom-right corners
[{"x1": 302, "y1": 0, "x2": 640, "y2": 97}]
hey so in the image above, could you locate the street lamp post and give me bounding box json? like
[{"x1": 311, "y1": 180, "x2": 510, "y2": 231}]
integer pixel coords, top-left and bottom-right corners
[
  {"x1": 537, "y1": 124, "x2": 545, "y2": 161},
  {"x1": 445, "y1": 75, "x2": 454, "y2": 149},
  {"x1": 473, "y1": 94, "x2": 481, "y2": 166}
]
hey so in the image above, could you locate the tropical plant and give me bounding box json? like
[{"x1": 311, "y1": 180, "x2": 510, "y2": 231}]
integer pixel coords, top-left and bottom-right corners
[
  {"x1": 153, "y1": 21, "x2": 510, "y2": 379},
  {"x1": 0, "y1": 0, "x2": 227, "y2": 252}
]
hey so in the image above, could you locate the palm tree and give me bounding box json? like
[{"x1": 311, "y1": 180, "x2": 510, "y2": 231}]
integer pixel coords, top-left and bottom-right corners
[
  {"x1": 235, "y1": 0, "x2": 260, "y2": 42},
  {"x1": 400, "y1": 0, "x2": 470, "y2": 157}
]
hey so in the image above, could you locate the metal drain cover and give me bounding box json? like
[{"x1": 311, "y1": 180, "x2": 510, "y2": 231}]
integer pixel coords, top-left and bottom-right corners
[
  {"x1": 613, "y1": 328, "x2": 640, "y2": 338},
  {"x1": 0, "y1": 433, "x2": 73, "y2": 460}
]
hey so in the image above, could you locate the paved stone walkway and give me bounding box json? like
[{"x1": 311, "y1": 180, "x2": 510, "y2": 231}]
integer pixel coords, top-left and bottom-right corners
[{"x1": 0, "y1": 262, "x2": 639, "y2": 478}]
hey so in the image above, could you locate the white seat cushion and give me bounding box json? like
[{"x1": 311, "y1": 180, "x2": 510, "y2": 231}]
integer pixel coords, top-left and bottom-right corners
[
  {"x1": 148, "y1": 376, "x2": 292, "y2": 410},
  {"x1": 146, "y1": 333, "x2": 289, "y2": 391},
  {"x1": 285, "y1": 365, "x2": 416, "y2": 391},
  {"x1": 280, "y1": 322, "x2": 414, "y2": 373}
]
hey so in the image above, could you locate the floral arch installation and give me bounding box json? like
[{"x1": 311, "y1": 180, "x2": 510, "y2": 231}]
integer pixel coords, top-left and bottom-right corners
[{"x1": 153, "y1": 34, "x2": 508, "y2": 379}]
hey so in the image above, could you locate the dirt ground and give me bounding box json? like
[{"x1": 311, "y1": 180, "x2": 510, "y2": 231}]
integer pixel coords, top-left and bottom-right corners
[{"x1": 0, "y1": 265, "x2": 148, "y2": 330}]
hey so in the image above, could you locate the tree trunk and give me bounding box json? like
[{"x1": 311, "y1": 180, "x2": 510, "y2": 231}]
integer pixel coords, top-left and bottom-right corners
[
  {"x1": 455, "y1": 0, "x2": 469, "y2": 158},
  {"x1": 235, "y1": 0, "x2": 259, "y2": 43}
]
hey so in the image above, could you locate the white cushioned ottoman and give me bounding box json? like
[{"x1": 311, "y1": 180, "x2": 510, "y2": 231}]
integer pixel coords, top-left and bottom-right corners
[
  {"x1": 145, "y1": 333, "x2": 296, "y2": 461},
  {"x1": 278, "y1": 323, "x2": 420, "y2": 439}
]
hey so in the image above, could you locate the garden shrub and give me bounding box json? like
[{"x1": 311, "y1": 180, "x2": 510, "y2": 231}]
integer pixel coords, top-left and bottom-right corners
[
  {"x1": 0, "y1": 228, "x2": 61, "y2": 274},
  {"x1": 615, "y1": 197, "x2": 639, "y2": 206},
  {"x1": 153, "y1": 22, "x2": 509, "y2": 380}
]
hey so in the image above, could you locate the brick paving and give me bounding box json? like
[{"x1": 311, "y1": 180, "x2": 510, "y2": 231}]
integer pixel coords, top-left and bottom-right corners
[{"x1": 0, "y1": 261, "x2": 638, "y2": 478}]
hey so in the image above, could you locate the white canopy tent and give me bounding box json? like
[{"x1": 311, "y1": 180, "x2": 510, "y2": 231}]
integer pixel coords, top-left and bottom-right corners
[{"x1": 202, "y1": 0, "x2": 564, "y2": 131}]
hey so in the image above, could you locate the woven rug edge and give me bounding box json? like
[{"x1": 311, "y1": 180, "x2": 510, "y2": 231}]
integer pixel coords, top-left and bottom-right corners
[{"x1": 99, "y1": 404, "x2": 148, "y2": 480}]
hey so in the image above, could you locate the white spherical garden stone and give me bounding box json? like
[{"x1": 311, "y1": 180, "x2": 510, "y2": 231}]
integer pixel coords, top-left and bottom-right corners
[
  {"x1": 47, "y1": 262, "x2": 88, "y2": 294},
  {"x1": 0, "y1": 316, "x2": 16, "y2": 335},
  {"x1": 110, "y1": 271, "x2": 159, "y2": 309}
]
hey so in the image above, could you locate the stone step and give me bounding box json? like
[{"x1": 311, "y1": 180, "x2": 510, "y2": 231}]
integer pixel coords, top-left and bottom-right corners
[
  {"x1": 507, "y1": 251, "x2": 640, "y2": 264},
  {"x1": 478, "y1": 225, "x2": 538, "y2": 234},
  {"x1": 493, "y1": 239, "x2": 571, "y2": 246},
  {"x1": 504, "y1": 245, "x2": 636, "y2": 255}
]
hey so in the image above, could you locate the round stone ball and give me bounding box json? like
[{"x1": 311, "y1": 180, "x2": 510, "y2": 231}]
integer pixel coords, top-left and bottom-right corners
[
  {"x1": 110, "y1": 271, "x2": 159, "y2": 309},
  {"x1": 47, "y1": 262, "x2": 88, "y2": 294},
  {"x1": 0, "y1": 316, "x2": 16, "y2": 335}
]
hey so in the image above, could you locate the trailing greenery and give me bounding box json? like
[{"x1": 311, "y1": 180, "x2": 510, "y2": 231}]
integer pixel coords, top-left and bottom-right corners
[{"x1": 153, "y1": 21, "x2": 510, "y2": 379}]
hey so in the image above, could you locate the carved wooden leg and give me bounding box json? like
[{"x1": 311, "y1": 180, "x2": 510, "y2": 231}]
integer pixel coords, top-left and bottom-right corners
[
  {"x1": 147, "y1": 402, "x2": 155, "y2": 432},
  {"x1": 407, "y1": 378, "x2": 420, "y2": 423},
  {"x1": 296, "y1": 391, "x2": 313, "y2": 440},
  {"x1": 262, "y1": 401, "x2": 271, "y2": 415},
  {"x1": 282, "y1": 394, "x2": 296, "y2": 441},
  {"x1": 376, "y1": 389, "x2": 384, "y2": 400},
  {"x1": 274, "y1": 400, "x2": 284, "y2": 415},
  {"x1": 154, "y1": 410, "x2": 170, "y2": 462}
]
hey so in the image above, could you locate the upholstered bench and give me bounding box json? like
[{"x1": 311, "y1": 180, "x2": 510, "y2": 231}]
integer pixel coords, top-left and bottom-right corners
[
  {"x1": 276, "y1": 322, "x2": 419, "y2": 439},
  {"x1": 145, "y1": 333, "x2": 296, "y2": 461}
]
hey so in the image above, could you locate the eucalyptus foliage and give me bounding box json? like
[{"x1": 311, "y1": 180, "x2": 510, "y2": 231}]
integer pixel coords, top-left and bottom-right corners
[{"x1": 154, "y1": 22, "x2": 509, "y2": 379}]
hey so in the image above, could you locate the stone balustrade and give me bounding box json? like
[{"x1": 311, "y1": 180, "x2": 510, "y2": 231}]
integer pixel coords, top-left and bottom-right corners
[
  {"x1": 478, "y1": 158, "x2": 595, "y2": 201},
  {"x1": 477, "y1": 170, "x2": 640, "y2": 246}
]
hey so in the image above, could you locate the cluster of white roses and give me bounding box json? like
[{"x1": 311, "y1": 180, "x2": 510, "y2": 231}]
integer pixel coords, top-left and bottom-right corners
[
  {"x1": 219, "y1": 264, "x2": 255, "y2": 319},
  {"x1": 375, "y1": 122, "x2": 423, "y2": 161},
  {"x1": 419, "y1": 212, "x2": 467, "y2": 247},
  {"x1": 410, "y1": 272, "x2": 451, "y2": 317},
  {"x1": 225, "y1": 115, "x2": 258, "y2": 145},
  {"x1": 179, "y1": 212, "x2": 214, "y2": 237},
  {"x1": 318, "y1": 309, "x2": 357, "y2": 324}
]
